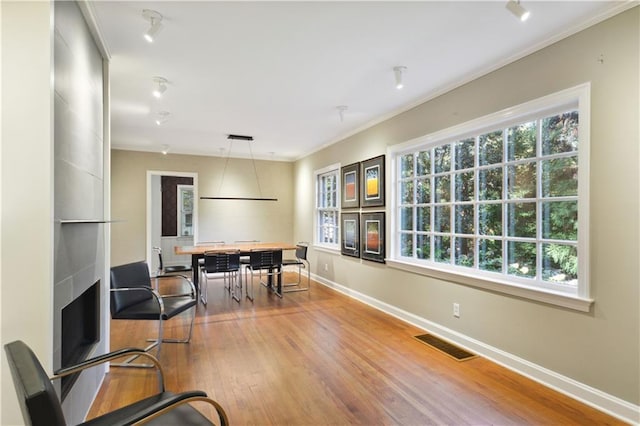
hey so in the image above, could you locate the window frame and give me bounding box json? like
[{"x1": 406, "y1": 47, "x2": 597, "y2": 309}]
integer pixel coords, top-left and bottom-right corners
[
  {"x1": 177, "y1": 184, "x2": 194, "y2": 237},
  {"x1": 387, "y1": 84, "x2": 592, "y2": 311},
  {"x1": 314, "y1": 163, "x2": 341, "y2": 251}
]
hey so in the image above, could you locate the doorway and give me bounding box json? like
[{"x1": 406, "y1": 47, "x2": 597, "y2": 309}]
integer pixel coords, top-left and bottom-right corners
[{"x1": 146, "y1": 170, "x2": 198, "y2": 273}]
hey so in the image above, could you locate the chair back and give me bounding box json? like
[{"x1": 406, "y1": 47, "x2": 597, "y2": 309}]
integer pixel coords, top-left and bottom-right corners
[
  {"x1": 295, "y1": 244, "x2": 308, "y2": 261},
  {"x1": 249, "y1": 249, "x2": 283, "y2": 269},
  {"x1": 204, "y1": 252, "x2": 240, "y2": 273},
  {"x1": 110, "y1": 261, "x2": 153, "y2": 316},
  {"x1": 4, "y1": 340, "x2": 67, "y2": 426}
]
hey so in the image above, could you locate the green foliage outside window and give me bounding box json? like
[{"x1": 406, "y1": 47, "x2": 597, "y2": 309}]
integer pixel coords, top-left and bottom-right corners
[{"x1": 397, "y1": 109, "x2": 579, "y2": 288}]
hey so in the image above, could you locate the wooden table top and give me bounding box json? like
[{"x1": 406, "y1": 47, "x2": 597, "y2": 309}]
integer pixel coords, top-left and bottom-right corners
[{"x1": 175, "y1": 242, "x2": 297, "y2": 255}]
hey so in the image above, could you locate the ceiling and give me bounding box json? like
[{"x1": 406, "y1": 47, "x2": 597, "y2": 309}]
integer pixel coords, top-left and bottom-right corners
[{"x1": 90, "y1": 1, "x2": 627, "y2": 161}]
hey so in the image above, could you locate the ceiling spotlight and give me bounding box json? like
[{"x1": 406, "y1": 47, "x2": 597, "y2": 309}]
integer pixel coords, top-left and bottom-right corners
[
  {"x1": 142, "y1": 9, "x2": 163, "y2": 43},
  {"x1": 393, "y1": 66, "x2": 407, "y2": 90},
  {"x1": 155, "y1": 111, "x2": 170, "y2": 125},
  {"x1": 506, "y1": 0, "x2": 530, "y2": 22},
  {"x1": 161, "y1": 144, "x2": 170, "y2": 155},
  {"x1": 152, "y1": 76, "x2": 168, "y2": 98},
  {"x1": 336, "y1": 105, "x2": 348, "y2": 122}
]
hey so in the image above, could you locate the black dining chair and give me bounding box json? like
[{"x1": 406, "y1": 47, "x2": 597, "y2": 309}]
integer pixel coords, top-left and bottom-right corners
[
  {"x1": 153, "y1": 246, "x2": 192, "y2": 276},
  {"x1": 110, "y1": 260, "x2": 197, "y2": 366},
  {"x1": 4, "y1": 340, "x2": 228, "y2": 426},
  {"x1": 201, "y1": 251, "x2": 241, "y2": 304},
  {"x1": 281, "y1": 243, "x2": 310, "y2": 292},
  {"x1": 245, "y1": 249, "x2": 283, "y2": 300}
]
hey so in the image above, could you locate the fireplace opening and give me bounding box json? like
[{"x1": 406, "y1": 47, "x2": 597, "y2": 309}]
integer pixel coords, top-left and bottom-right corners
[{"x1": 61, "y1": 280, "x2": 100, "y2": 400}]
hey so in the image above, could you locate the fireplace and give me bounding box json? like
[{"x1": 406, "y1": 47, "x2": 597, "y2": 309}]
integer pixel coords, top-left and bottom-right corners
[{"x1": 60, "y1": 280, "x2": 100, "y2": 400}]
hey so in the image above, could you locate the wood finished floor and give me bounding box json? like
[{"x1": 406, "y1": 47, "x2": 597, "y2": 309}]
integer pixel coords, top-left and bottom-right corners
[{"x1": 88, "y1": 273, "x2": 623, "y2": 425}]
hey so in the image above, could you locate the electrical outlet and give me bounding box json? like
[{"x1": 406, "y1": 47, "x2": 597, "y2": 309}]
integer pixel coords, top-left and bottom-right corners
[
  {"x1": 324, "y1": 263, "x2": 329, "y2": 272},
  {"x1": 453, "y1": 303, "x2": 460, "y2": 318}
]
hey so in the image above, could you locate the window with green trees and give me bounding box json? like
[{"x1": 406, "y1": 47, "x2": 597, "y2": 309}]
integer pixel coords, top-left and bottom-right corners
[
  {"x1": 392, "y1": 87, "x2": 588, "y2": 299},
  {"x1": 315, "y1": 166, "x2": 340, "y2": 248}
]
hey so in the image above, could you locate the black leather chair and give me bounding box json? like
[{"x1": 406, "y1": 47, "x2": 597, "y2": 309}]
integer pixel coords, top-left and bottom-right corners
[
  {"x1": 201, "y1": 251, "x2": 241, "y2": 304},
  {"x1": 110, "y1": 261, "x2": 197, "y2": 366},
  {"x1": 4, "y1": 340, "x2": 228, "y2": 426},
  {"x1": 245, "y1": 249, "x2": 283, "y2": 300},
  {"x1": 281, "y1": 244, "x2": 310, "y2": 292}
]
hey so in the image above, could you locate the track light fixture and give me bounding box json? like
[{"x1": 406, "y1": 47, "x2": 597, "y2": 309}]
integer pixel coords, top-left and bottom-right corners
[
  {"x1": 142, "y1": 9, "x2": 163, "y2": 43},
  {"x1": 336, "y1": 105, "x2": 348, "y2": 122},
  {"x1": 155, "y1": 111, "x2": 170, "y2": 125},
  {"x1": 152, "y1": 77, "x2": 168, "y2": 98},
  {"x1": 506, "y1": 0, "x2": 530, "y2": 22},
  {"x1": 393, "y1": 66, "x2": 407, "y2": 90}
]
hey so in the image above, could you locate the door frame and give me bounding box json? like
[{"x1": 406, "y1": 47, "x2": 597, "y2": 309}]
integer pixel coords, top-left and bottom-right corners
[{"x1": 146, "y1": 170, "x2": 199, "y2": 268}]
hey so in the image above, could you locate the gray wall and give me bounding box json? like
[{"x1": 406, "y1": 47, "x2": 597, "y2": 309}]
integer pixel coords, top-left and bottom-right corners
[
  {"x1": 53, "y1": 2, "x2": 108, "y2": 423},
  {"x1": 294, "y1": 6, "x2": 639, "y2": 418}
]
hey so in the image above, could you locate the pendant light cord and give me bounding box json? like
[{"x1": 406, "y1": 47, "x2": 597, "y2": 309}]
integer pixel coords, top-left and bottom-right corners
[{"x1": 217, "y1": 139, "x2": 263, "y2": 198}]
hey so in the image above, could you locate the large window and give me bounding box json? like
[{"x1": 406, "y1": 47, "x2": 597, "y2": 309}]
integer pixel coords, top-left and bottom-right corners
[
  {"x1": 315, "y1": 164, "x2": 340, "y2": 249},
  {"x1": 390, "y1": 85, "x2": 590, "y2": 309}
]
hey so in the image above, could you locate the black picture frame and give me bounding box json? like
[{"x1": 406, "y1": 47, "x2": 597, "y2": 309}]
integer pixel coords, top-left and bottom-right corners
[
  {"x1": 361, "y1": 155, "x2": 385, "y2": 208},
  {"x1": 341, "y1": 163, "x2": 360, "y2": 209},
  {"x1": 341, "y1": 212, "x2": 360, "y2": 258},
  {"x1": 360, "y1": 212, "x2": 385, "y2": 263}
]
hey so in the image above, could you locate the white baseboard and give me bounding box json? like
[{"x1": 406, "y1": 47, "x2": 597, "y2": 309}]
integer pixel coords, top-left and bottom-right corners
[{"x1": 312, "y1": 273, "x2": 640, "y2": 425}]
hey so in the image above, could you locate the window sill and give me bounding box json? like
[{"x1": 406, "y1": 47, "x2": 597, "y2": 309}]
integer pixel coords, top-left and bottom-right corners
[
  {"x1": 313, "y1": 244, "x2": 340, "y2": 255},
  {"x1": 386, "y1": 259, "x2": 594, "y2": 312}
]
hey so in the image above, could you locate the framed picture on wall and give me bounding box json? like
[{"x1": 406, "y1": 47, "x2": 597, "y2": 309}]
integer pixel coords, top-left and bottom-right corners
[
  {"x1": 341, "y1": 212, "x2": 360, "y2": 258},
  {"x1": 341, "y1": 162, "x2": 360, "y2": 209},
  {"x1": 361, "y1": 155, "x2": 385, "y2": 207},
  {"x1": 360, "y1": 212, "x2": 385, "y2": 263}
]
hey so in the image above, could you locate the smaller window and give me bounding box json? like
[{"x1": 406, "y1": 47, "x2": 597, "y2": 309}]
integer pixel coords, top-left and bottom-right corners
[
  {"x1": 315, "y1": 164, "x2": 340, "y2": 249},
  {"x1": 177, "y1": 184, "x2": 194, "y2": 237}
]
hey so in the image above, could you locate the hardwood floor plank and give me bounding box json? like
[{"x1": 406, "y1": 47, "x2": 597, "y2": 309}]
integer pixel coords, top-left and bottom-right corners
[{"x1": 88, "y1": 273, "x2": 624, "y2": 425}]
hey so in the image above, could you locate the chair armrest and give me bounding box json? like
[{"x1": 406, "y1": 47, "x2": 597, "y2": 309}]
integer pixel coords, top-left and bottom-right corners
[
  {"x1": 122, "y1": 392, "x2": 229, "y2": 426},
  {"x1": 156, "y1": 274, "x2": 197, "y2": 298},
  {"x1": 52, "y1": 348, "x2": 165, "y2": 392}
]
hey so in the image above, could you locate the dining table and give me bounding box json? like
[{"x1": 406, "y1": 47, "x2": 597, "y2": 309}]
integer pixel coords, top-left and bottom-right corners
[{"x1": 174, "y1": 241, "x2": 297, "y2": 289}]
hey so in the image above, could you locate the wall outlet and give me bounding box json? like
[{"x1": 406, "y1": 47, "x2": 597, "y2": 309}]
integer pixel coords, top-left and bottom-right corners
[
  {"x1": 453, "y1": 303, "x2": 460, "y2": 318},
  {"x1": 324, "y1": 263, "x2": 328, "y2": 272}
]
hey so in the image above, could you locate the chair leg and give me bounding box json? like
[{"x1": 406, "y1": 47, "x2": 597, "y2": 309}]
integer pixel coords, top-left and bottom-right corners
[
  {"x1": 245, "y1": 266, "x2": 254, "y2": 301},
  {"x1": 283, "y1": 261, "x2": 310, "y2": 293}
]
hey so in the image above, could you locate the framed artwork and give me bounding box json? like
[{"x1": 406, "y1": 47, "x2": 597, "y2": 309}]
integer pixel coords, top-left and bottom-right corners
[
  {"x1": 360, "y1": 212, "x2": 385, "y2": 263},
  {"x1": 341, "y1": 212, "x2": 360, "y2": 258},
  {"x1": 361, "y1": 155, "x2": 385, "y2": 208},
  {"x1": 341, "y1": 163, "x2": 360, "y2": 209}
]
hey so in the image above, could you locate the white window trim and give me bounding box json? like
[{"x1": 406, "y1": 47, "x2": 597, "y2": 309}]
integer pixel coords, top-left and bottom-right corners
[
  {"x1": 387, "y1": 83, "x2": 592, "y2": 312},
  {"x1": 314, "y1": 162, "x2": 341, "y2": 252}
]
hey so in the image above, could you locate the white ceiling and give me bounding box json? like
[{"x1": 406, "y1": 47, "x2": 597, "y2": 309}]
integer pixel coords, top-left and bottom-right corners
[{"x1": 90, "y1": 1, "x2": 627, "y2": 161}]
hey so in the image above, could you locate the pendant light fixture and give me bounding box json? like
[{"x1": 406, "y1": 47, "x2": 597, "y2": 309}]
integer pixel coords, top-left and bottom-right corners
[{"x1": 200, "y1": 135, "x2": 278, "y2": 201}]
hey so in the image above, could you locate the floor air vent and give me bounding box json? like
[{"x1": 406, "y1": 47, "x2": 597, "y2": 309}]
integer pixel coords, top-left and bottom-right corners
[{"x1": 414, "y1": 334, "x2": 477, "y2": 361}]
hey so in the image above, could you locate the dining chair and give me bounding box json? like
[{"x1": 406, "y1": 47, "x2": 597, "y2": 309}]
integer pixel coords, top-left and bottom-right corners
[
  {"x1": 245, "y1": 249, "x2": 283, "y2": 300},
  {"x1": 4, "y1": 340, "x2": 228, "y2": 426},
  {"x1": 201, "y1": 251, "x2": 241, "y2": 304},
  {"x1": 281, "y1": 243, "x2": 310, "y2": 292},
  {"x1": 110, "y1": 260, "x2": 197, "y2": 366},
  {"x1": 153, "y1": 246, "x2": 192, "y2": 275}
]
